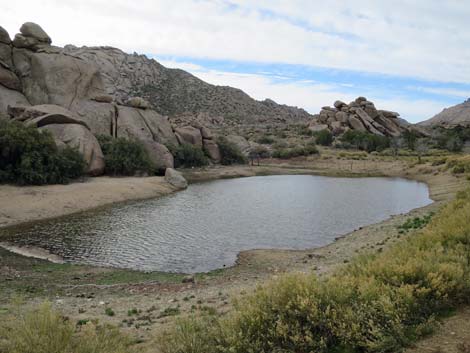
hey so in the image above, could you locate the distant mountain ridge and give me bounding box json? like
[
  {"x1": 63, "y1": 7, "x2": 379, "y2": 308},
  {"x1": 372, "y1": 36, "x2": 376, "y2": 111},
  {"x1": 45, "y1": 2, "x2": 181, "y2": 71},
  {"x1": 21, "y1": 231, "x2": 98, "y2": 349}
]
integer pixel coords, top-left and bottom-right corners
[
  {"x1": 63, "y1": 45, "x2": 313, "y2": 126},
  {"x1": 419, "y1": 99, "x2": 470, "y2": 127}
]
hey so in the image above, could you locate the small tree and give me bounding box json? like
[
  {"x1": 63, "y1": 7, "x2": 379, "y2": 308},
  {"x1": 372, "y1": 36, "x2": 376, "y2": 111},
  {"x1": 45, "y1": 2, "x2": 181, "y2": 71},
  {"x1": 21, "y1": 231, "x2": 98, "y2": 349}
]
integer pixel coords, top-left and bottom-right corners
[{"x1": 415, "y1": 138, "x2": 429, "y2": 164}]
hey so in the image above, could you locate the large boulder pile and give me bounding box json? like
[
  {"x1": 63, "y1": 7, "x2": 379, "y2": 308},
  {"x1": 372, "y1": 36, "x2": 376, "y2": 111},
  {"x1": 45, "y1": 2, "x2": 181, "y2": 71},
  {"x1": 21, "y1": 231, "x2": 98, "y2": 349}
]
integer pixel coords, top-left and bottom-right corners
[
  {"x1": 308, "y1": 97, "x2": 409, "y2": 137},
  {"x1": 0, "y1": 23, "x2": 223, "y2": 176}
]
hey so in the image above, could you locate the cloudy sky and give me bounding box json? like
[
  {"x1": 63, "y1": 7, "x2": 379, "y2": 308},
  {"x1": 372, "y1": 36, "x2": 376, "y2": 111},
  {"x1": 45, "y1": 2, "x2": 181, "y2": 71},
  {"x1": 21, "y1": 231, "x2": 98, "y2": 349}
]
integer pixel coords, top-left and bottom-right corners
[{"x1": 2, "y1": 0, "x2": 470, "y2": 122}]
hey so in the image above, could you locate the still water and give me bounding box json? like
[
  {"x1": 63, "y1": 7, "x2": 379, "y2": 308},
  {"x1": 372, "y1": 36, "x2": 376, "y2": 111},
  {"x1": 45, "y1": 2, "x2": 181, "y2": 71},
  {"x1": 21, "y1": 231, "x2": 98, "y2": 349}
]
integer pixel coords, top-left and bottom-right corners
[{"x1": 1, "y1": 175, "x2": 432, "y2": 273}]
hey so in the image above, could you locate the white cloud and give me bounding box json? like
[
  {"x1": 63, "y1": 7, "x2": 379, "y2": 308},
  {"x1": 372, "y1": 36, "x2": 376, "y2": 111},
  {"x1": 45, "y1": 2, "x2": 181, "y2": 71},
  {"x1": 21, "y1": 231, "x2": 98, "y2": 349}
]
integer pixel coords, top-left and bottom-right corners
[{"x1": 1, "y1": 0, "x2": 470, "y2": 83}]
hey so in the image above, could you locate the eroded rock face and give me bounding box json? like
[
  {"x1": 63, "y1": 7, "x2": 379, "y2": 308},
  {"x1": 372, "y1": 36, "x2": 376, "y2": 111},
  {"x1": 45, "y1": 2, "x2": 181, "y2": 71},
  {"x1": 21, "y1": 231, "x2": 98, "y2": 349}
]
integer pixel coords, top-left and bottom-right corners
[
  {"x1": 308, "y1": 97, "x2": 410, "y2": 137},
  {"x1": 203, "y1": 139, "x2": 221, "y2": 162},
  {"x1": 0, "y1": 85, "x2": 30, "y2": 120},
  {"x1": 164, "y1": 168, "x2": 188, "y2": 189},
  {"x1": 175, "y1": 126, "x2": 203, "y2": 147},
  {"x1": 40, "y1": 123, "x2": 105, "y2": 176}
]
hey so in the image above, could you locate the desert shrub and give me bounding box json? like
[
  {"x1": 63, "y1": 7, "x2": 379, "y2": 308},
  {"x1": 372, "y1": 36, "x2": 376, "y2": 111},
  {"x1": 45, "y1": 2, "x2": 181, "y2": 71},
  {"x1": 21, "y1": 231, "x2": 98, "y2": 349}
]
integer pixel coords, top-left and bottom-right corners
[
  {"x1": 217, "y1": 137, "x2": 247, "y2": 165},
  {"x1": 0, "y1": 121, "x2": 85, "y2": 185},
  {"x1": 158, "y1": 189, "x2": 470, "y2": 353},
  {"x1": 446, "y1": 156, "x2": 470, "y2": 175},
  {"x1": 97, "y1": 135, "x2": 154, "y2": 175},
  {"x1": 314, "y1": 129, "x2": 334, "y2": 146},
  {"x1": 256, "y1": 135, "x2": 275, "y2": 144},
  {"x1": 248, "y1": 145, "x2": 271, "y2": 161},
  {"x1": 170, "y1": 143, "x2": 208, "y2": 168},
  {"x1": 259, "y1": 140, "x2": 318, "y2": 160},
  {"x1": 297, "y1": 124, "x2": 314, "y2": 136},
  {"x1": 0, "y1": 303, "x2": 132, "y2": 353},
  {"x1": 341, "y1": 130, "x2": 390, "y2": 152}
]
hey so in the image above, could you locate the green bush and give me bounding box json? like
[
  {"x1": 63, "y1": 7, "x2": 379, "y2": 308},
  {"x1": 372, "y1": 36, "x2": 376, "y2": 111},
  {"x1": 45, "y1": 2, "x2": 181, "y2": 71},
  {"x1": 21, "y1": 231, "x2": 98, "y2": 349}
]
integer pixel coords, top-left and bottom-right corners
[
  {"x1": 158, "y1": 189, "x2": 470, "y2": 353},
  {"x1": 314, "y1": 129, "x2": 334, "y2": 146},
  {"x1": 97, "y1": 135, "x2": 154, "y2": 175},
  {"x1": 217, "y1": 137, "x2": 247, "y2": 165},
  {"x1": 340, "y1": 130, "x2": 390, "y2": 153},
  {"x1": 272, "y1": 142, "x2": 318, "y2": 159},
  {"x1": 0, "y1": 303, "x2": 132, "y2": 353},
  {"x1": 256, "y1": 135, "x2": 275, "y2": 145},
  {"x1": 0, "y1": 121, "x2": 85, "y2": 185},
  {"x1": 170, "y1": 143, "x2": 208, "y2": 168}
]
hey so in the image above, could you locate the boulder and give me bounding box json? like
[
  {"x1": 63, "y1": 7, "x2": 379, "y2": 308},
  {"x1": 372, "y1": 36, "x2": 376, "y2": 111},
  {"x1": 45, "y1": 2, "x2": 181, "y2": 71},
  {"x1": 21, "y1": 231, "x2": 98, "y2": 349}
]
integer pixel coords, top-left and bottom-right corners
[
  {"x1": 117, "y1": 105, "x2": 178, "y2": 146},
  {"x1": 335, "y1": 111, "x2": 349, "y2": 123},
  {"x1": 334, "y1": 100, "x2": 346, "y2": 109},
  {"x1": 0, "y1": 43, "x2": 13, "y2": 68},
  {"x1": 0, "y1": 85, "x2": 30, "y2": 118},
  {"x1": 363, "y1": 104, "x2": 379, "y2": 119},
  {"x1": 25, "y1": 113, "x2": 89, "y2": 129},
  {"x1": 375, "y1": 115, "x2": 401, "y2": 137},
  {"x1": 12, "y1": 34, "x2": 42, "y2": 50},
  {"x1": 164, "y1": 168, "x2": 188, "y2": 189},
  {"x1": 379, "y1": 110, "x2": 400, "y2": 119},
  {"x1": 175, "y1": 126, "x2": 203, "y2": 147},
  {"x1": 40, "y1": 123, "x2": 105, "y2": 176},
  {"x1": 348, "y1": 116, "x2": 367, "y2": 132},
  {"x1": 72, "y1": 100, "x2": 115, "y2": 137},
  {"x1": 0, "y1": 26, "x2": 10, "y2": 44},
  {"x1": 14, "y1": 50, "x2": 106, "y2": 107},
  {"x1": 125, "y1": 97, "x2": 150, "y2": 109},
  {"x1": 143, "y1": 141, "x2": 174, "y2": 171},
  {"x1": 10, "y1": 104, "x2": 89, "y2": 127},
  {"x1": 308, "y1": 124, "x2": 329, "y2": 132},
  {"x1": 200, "y1": 126, "x2": 213, "y2": 139},
  {"x1": 203, "y1": 139, "x2": 221, "y2": 162},
  {"x1": 226, "y1": 135, "x2": 251, "y2": 154},
  {"x1": 19, "y1": 22, "x2": 51, "y2": 44},
  {"x1": 354, "y1": 108, "x2": 384, "y2": 136},
  {"x1": 0, "y1": 66, "x2": 21, "y2": 90},
  {"x1": 355, "y1": 96, "x2": 367, "y2": 104}
]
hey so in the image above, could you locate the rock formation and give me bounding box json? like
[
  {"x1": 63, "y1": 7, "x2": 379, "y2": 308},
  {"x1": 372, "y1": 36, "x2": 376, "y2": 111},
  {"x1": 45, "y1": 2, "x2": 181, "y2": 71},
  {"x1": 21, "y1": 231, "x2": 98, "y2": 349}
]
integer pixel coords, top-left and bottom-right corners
[
  {"x1": 308, "y1": 97, "x2": 409, "y2": 137},
  {"x1": 0, "y1": 22, "x2": 226, "y2": 176},
  {"x1": 419, "y1": 99, "x2": 470, "y2": 128}
]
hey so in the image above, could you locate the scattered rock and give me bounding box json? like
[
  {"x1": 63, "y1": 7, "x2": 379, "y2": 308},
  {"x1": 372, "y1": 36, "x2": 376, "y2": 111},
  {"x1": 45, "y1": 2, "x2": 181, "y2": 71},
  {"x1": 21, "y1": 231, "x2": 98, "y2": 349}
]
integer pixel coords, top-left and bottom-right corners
[{"x1": 165, "y1": 168, "x2": 188, "y2": 189}]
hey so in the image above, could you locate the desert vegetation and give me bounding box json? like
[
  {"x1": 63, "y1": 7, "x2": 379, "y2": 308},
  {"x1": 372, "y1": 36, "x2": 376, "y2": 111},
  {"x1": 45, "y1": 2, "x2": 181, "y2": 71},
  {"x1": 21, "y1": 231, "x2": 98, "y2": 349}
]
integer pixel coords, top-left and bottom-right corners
[
  {"x1": 97, "y1": 135, "x2": 154, "y2": 176},
  {"x1": 217, "y1": 137, "x2": 247, "y2": 165},
  {"x1": 0, "y1": 121, "x2": 85, "y2": 185}
]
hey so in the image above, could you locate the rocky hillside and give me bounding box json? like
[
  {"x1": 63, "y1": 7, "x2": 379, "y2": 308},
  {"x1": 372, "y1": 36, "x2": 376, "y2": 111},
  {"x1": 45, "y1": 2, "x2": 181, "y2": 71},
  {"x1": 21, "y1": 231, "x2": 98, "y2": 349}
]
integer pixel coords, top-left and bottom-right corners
[
  {"x1": 0, "y1": 22, "x2": 225, "y2": 175},
  {"x1": 62, "y1": 46, "x2": 312, "y2": 127},
  {"x1": 419, "y1": 99, "x2": 470, "y2": 128},
  {"x1": 308, "y1": 97, "x2": 411, "y2": 137}
]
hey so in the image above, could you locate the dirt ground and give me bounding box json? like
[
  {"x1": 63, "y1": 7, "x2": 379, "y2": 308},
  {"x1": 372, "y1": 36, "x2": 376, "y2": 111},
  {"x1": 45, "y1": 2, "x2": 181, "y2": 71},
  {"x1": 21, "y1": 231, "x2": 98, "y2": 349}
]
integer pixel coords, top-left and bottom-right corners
[{"x1": 0, "y1": 151, "x2": 469, "y2": 352}]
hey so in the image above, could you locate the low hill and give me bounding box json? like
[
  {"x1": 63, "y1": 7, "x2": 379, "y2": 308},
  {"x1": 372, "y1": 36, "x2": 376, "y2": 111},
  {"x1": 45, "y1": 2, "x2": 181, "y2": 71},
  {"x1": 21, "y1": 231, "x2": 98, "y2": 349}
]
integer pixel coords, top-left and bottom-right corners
[{"x1": 419, "y1": 99, "x2": 470, "y2": 127}]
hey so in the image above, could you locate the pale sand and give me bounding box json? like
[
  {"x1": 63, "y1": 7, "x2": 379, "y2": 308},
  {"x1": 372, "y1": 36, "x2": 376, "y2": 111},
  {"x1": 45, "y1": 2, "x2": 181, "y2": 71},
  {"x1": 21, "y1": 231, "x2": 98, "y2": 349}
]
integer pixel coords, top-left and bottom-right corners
[{"x1": 0, "y1": 176, "x2": 177, "y2": 228}]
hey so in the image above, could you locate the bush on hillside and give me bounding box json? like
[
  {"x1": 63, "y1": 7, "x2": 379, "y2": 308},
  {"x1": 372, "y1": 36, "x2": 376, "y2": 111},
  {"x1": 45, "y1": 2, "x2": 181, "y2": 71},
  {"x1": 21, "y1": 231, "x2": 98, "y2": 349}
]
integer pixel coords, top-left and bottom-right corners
[
  {"x1": 256, "y1": 135, "x2": 275, "y2": 145},
  {"x1": 169, "y1": 143, "x2": 208, "y2": 168},
  {"x1": 340, "y1": 130, "x2": 390, "y2": 152},
  {"x1": 272, "y1": 141, "x2": 319, "y2": 159},
  {"x1": 97, "y1": 135, "x2": 154, "y2": 175},
  {"x1": 0, "y1": 302, "x2": 132, "y2": 353},
  {"x1": 0, "y1": 121, "x2": 85, "y2": 185},
  {"x1": 158, "y1": 189, "x2": 470, "y2": 353},
  {"x1": 217, "y1": 137, "x2": 247, "y2": 165},
  {"x1": 314, "y1": 129, "x2": 334, "y2": 146}
]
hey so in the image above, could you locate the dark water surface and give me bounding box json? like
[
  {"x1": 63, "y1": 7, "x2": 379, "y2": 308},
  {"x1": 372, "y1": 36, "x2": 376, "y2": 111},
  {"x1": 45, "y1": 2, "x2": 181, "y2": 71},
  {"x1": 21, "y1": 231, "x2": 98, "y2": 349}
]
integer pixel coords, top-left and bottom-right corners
[{"x1": 1, "y1": 175, "x2": 432, "y2": 273}]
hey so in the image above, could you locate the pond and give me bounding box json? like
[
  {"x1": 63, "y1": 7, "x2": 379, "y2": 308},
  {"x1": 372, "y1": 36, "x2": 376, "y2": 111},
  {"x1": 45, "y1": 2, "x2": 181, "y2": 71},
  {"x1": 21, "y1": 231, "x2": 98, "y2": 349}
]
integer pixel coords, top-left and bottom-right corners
[{"x1": 0, "y1": 175, "x2": 432, "y2": 273}]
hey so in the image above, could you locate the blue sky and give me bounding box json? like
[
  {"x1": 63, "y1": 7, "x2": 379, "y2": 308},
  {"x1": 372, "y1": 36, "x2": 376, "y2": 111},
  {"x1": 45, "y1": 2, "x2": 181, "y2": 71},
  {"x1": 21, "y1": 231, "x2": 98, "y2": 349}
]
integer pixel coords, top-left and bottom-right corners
[{"x1": 2, "y1": 0, "x2": 470, "y2": 122}]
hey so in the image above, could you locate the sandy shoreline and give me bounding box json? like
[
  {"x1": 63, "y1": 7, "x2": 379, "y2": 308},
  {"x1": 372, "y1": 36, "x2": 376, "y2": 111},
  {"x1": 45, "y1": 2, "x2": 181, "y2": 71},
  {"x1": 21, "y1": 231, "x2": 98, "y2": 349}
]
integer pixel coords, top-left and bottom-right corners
[{"x1": 0, "y1": 176, "x2": 178, "y2": 229}]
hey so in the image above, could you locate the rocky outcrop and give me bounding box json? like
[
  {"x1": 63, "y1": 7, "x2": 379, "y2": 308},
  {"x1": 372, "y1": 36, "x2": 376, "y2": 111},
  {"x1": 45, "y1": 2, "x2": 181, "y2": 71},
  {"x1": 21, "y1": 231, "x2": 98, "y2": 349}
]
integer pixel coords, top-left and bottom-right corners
[
  {"x1": 419, "y1": 99, "x2": 470, "y2": 128},
  {"x1": 40, "y1": 123, "x2": 105, "y2": 176},
  {"x1": 0, "y1": 22, "x2": 231, "y2": 172},
  {"x1": 164, "y1": 168, "x2": 188, "y2": 189},
  {"x1": 308, "y1": 97, "x2": 408, "y2": 137},
  {"x1": 8, "y1": 104, "x2": 105, "y2": 175}
]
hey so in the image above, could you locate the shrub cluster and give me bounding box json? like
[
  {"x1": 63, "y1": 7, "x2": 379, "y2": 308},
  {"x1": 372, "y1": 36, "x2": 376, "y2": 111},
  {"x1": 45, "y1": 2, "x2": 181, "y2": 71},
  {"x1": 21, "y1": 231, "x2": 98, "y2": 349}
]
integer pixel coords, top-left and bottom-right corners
[
  {"x1": 0, "y1": 121, "x2": 85, "y2": 185},
  {"x1": 446, "y1": 155, "x2": 470, "y2": 175},
  {"x1": 432, "y1": 126, "x2": 470, "y2": 152},
  {"x1": 0, "y1": 303, "x2": 132, "y2": 353},
  {"x1": 272, "y1": 141, "x2": 319, "y2": 159},
  {"x1": 256, "y1": 135, "x2": 276, "y2": 145},
  {"x1": 339, "y1": 130, "x2": 390, "y2": 152},
  {"x1": 314, "y1": 129, "x2": 334, "y2": 146},
  {"x1": 158, "y1": 189, "x2": 470, "y2": 353},
  {"x1": 97, "y1": 135, "x2": 154, "y2": 176},
  {"x1": 217, "y1": 137, "x2": 247, "y2": 165},
  {"x1": 169, "y1": 143, "x2": 208, "y2": 168}
]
